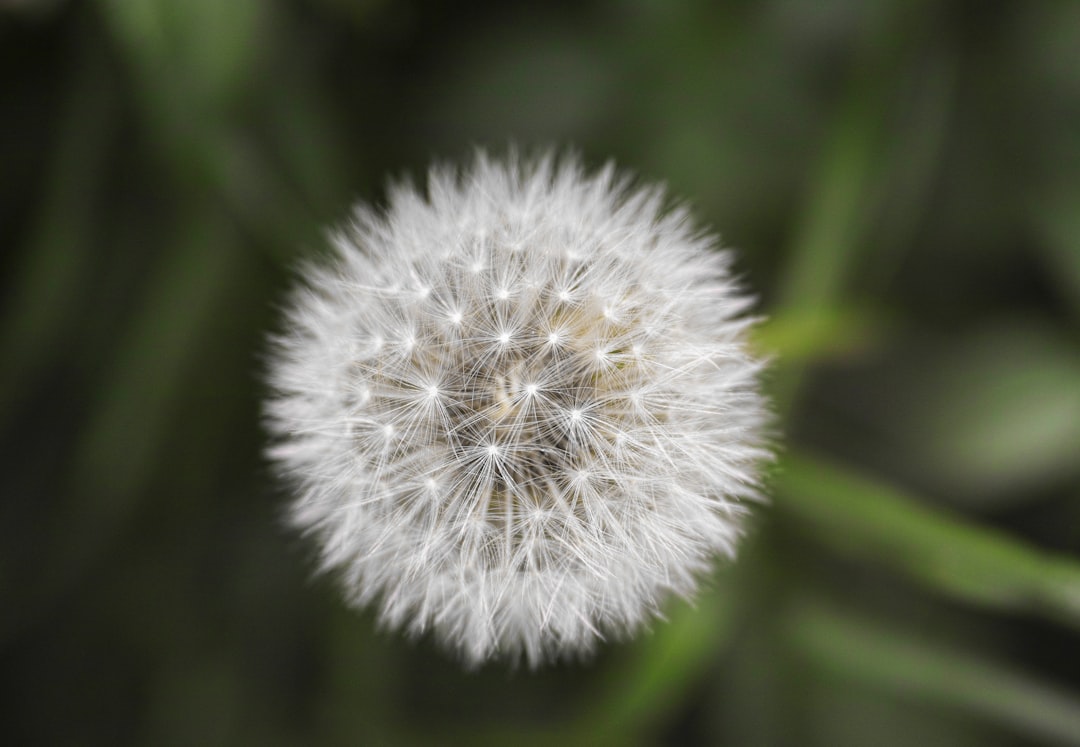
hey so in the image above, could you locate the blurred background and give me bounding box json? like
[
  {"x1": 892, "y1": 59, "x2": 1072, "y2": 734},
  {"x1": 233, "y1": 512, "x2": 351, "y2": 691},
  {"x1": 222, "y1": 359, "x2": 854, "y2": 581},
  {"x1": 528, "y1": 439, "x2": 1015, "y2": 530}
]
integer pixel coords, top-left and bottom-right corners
[{"x1": 3, "y1": 0, "x2": 1080, "y2": 744}]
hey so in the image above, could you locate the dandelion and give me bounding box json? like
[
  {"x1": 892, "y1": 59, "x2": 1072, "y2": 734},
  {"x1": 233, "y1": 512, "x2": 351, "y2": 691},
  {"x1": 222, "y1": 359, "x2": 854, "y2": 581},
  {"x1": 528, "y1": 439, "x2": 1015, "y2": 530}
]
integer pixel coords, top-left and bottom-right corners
[{"x1": 265, "y1": 151, "x2": 771, "y2": 667}]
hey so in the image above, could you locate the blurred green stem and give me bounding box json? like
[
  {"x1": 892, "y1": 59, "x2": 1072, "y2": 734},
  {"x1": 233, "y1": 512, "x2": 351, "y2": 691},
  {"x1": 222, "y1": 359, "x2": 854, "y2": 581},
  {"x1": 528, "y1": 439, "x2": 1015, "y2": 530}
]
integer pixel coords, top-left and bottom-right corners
[
  {"x1": 772, "y1": 2, "x2": 944, "y2": 411},
  {"x1": 863, "y1": 45, "x2": 956, "y2": 292},
  {"x1": 775, "y1": 453, "x2": 1080, "y2": 629},
  {"x1": 0, "y1": 36, "x2": 114, "y2": 423},
  {"x1": 788, "y1": 602, "x2": 1080, "y2": 745},
  {"x1": 575, "y1": 588, "x2": 736, "y2": 745},
  {"x1": 771, "y1": 34, "x2": 889, "y2": 410},
  {"x1": 752, "y1": 306, "x2": 882, "y2": 364},
  {"x1": 7, "y1": 205, "x2": 244, "y2": 643}
]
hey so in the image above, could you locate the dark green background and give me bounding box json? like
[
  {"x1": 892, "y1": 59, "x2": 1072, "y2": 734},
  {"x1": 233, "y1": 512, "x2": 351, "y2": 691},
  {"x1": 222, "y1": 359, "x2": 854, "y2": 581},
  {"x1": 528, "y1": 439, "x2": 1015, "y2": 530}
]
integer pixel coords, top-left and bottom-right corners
[{"x1": 3, "y1": 1, "x2": 1080, "y2": 744}]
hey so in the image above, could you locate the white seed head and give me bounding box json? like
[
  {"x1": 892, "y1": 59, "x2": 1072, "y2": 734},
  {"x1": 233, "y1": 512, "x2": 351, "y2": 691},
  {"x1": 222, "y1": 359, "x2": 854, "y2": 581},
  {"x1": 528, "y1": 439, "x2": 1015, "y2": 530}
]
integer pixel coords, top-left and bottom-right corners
[{"x1": 265, "y1": 151, "x2": 771, "y2": 667}]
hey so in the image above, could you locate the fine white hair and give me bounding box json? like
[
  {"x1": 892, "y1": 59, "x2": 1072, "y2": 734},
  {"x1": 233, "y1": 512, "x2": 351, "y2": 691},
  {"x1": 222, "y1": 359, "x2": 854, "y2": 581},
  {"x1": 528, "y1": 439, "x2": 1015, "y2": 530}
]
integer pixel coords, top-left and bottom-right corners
[{"x1": 265, "y1": 150, "x2": 771, "y2": 667}]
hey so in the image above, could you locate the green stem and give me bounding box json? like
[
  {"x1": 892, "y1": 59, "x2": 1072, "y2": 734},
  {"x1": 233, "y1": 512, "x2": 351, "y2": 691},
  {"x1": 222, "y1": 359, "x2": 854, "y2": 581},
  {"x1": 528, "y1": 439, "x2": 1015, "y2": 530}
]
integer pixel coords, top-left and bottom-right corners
[
  {"x1": 788, "y1": 602, "x2": 1080, "y2": 745},
  {"x1": 775, "y1": 453, "x2": 1080, "y2": 629}
]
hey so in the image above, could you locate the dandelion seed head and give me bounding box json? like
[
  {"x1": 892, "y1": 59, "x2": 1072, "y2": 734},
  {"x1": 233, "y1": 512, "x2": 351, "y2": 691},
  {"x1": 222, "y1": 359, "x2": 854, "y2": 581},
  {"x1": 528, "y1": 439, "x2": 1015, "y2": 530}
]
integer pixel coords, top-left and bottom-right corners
[{"x1": 265, "y1": 150, "x2": 771, "y2": 667}]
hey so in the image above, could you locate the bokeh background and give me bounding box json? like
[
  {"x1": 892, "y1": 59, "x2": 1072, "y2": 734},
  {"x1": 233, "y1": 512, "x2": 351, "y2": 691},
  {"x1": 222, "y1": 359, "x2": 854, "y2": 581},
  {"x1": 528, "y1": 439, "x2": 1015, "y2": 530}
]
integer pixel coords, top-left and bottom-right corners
[{"x1": 3, "y1": 0, "x2": 1080, "y2": 744}]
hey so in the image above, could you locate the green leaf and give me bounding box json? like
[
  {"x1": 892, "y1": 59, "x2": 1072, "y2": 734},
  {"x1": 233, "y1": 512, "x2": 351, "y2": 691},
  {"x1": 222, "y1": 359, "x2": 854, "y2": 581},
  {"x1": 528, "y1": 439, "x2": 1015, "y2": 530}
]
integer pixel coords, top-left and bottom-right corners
[
  {"x1": 100, "y1": 0, "x2": 265, "y2": 110},
  {"x1": 99, "y1": 0, "x2": 266, "y2": 191},
  {"x1": 577, "y1": 588, "x2": 735, "y2": 743},
  {"x1": 769, "y1": 4, "x2": 901, "y2": 410},
  {"x1": 788, "y1": 602, "x2": 1080, "y2": 745},
  {"x1": 752, "y1": 306, "x2": 883, "y2": 363},
  {"x1": 774, "y1": 454, "x2": 1080, "y2": 629},
  {"x1": 892, "y1": 321, "x2": 1080, "y2": 506}
]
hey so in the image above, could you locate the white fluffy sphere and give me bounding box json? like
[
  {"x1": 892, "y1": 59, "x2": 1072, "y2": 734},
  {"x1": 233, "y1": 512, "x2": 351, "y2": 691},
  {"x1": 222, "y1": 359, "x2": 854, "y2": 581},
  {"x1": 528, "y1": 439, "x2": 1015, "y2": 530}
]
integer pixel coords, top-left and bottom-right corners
[{"x1": 265, "y1": 152, "x2": 770, "y2": 667}]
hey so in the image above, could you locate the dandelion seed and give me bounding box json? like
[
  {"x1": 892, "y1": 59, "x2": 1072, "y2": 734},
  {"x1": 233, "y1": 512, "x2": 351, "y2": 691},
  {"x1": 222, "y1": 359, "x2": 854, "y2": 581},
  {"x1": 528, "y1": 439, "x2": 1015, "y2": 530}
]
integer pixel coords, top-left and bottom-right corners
[{"x1": 265, "y1": 150, "x2": 771, "y2": 667}]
